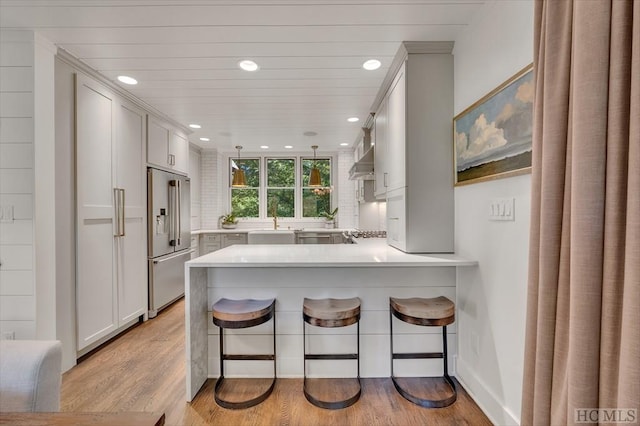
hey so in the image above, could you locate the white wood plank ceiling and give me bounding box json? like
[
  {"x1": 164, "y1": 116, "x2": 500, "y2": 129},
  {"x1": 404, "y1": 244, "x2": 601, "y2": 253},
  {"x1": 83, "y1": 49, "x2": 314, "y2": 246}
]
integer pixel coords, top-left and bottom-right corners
[{"x1": 0, "y1": 0, "x2": 486, "y2": 152}]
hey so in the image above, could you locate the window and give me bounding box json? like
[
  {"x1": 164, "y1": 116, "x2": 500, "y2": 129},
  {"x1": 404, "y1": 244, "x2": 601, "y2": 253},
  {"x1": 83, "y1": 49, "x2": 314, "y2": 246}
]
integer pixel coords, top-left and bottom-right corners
[
  {"x1": 302, "y1": 157, "x2": 332, "y2": 218},
  {"x1": 230, "y1": 158, "x2": 259, "y2": 218},
  {"x1": 266, "y1": 158, "x2": 295, "y2": 218},
  {"x1": 228, "y1": 155, "x2": 333, "y2": 219}
]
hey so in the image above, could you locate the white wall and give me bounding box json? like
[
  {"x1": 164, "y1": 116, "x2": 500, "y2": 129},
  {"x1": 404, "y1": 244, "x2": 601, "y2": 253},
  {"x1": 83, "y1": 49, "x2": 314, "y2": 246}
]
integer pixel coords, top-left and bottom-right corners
[
  {"x1": 452, "y1": 1, "x2": 533, "y2": 425},
  {"x1": 0, "y1": 30, "x2": 36, "y2": 340}
]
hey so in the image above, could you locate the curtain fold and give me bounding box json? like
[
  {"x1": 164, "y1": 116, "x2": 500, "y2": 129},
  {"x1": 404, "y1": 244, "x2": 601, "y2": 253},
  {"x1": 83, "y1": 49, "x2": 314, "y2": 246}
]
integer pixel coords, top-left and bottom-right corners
[{"x1": 523, "y1": 1, "x2": 639, "y2": 424}]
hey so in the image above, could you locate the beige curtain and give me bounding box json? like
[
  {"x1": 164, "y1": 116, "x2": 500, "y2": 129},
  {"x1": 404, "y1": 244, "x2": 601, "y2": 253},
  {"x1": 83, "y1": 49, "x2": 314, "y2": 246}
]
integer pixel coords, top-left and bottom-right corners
[{"x1": 522, "y1": 0, "x2": 639, "y2": 425}]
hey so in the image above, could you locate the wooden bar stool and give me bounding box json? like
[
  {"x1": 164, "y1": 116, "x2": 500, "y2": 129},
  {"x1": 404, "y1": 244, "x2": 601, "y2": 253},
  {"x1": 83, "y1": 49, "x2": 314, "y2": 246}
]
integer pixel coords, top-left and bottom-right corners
[
  {"x1": 303, "y1": 297, "x2": 362, "y2": 409},
  {"x1": 389, "y1": 296, "x2": 457, "y2": 408},
  {"x1": 212, "y1": 298, "x2": 276, "y2": 409}
]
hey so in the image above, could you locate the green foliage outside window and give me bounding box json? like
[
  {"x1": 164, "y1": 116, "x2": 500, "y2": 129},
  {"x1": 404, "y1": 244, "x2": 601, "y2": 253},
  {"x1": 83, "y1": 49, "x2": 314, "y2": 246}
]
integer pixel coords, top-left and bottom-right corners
[
  {"x1": 230, "y1": 158, "x2": 259, "y2": 218},
  {"x1": 267, "y1": 159, "x2": 295, "y2": 217},
  {"x1": 302, "y1": 158, "x2": 332, "y2": 217},
  {"x1": 229, "y1": 156, "x2": 332, "y2": 219}
]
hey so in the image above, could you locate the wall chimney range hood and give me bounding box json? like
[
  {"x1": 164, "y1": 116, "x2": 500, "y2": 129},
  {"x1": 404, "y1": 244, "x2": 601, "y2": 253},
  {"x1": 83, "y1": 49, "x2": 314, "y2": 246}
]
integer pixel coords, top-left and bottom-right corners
[{"x1": 349, "y1": 147, "x2": 374, "y2": 180}]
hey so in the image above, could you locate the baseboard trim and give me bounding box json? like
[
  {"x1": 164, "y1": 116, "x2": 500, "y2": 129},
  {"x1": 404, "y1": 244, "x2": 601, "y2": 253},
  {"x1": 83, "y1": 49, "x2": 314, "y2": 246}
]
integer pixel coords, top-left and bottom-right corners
[{"x1": 456, "y1": 357, "x2": 520, "y2": 425}]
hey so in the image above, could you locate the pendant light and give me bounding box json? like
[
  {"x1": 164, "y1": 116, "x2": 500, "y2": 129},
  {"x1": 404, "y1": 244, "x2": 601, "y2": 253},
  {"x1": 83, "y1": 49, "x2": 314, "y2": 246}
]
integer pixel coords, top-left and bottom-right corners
[
  {"x1": 231, "y1": 145, "x2": 247, "y2": 187},
  {"x1": 309, "y1": 145, "x2": 322, "y2": 187}
]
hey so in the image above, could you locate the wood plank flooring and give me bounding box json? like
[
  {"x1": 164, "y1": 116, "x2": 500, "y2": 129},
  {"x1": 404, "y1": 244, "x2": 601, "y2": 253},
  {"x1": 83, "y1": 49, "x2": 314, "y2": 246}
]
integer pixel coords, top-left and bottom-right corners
[{"x1": 61, "y1": 299, "x2": 492, "y2": 426}]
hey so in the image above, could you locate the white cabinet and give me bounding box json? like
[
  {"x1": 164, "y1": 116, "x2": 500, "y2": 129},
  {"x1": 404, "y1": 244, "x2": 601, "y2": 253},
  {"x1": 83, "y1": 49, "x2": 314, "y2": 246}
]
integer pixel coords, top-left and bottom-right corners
[
  {"x1": 386, "y1": 65, "x2": 406, "y2": 192},
  {"x1": 75, "y1": 73, "x2": 147, "y2": 351},
  {"x1": 147, "y1": 115, "x2": 189, "y2": 175},
  {"x1": 373, "y1": 96, "x2": 388, "y2": 199},
  {"x1": 222, "y1": 233, "x2": 247, "y2": 248},
  {"x1": 201, "y1": 234, "x2": 222, "y2": 254},
  {"x1": 374, "y1": 42, "x2": 454, "y2": 253}
]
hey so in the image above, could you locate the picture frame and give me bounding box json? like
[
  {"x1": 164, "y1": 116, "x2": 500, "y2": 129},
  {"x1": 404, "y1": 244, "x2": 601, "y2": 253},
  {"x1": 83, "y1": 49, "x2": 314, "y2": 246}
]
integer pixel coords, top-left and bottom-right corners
[{"x1": 453, "y1": 64, "x2": 533, "y2": 186}]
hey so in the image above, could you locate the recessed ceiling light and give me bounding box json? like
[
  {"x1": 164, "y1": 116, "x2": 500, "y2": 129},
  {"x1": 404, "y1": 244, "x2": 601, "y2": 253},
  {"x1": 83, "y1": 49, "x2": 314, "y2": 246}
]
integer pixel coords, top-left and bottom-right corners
[
  {"x1": 219, "y1": 132, "x2": 232, "y2": 137},
  {"x1": 117, "y1": 75, "x2": 137, "y2": 85},
  {"x1": 239, "y1": 60, "x2": 259, "y2": 71},
  {"x1": 340, "y1": 143, "x2": 349, "y2": 146},
  {"x1": 189, "y1": 124, "x2": 201, "y2": 129},
  {"x1": 303, "y1": 131, "x2": 318, "y2": 137},
  {"x1": 260, "y1": 145, "x2": 269, "y2": 149},
  {"x1": 284, "y1": 145, "x2": 293, "y2": 149},
  {"x1": 199, "y1": 137, "x2": 210, "y2": 142},
  {"x1": 347, "y1": 117, "x2": 359, "y2": 123},
  {"x1": 362, "y1": 59, "x2": 382, "y2": 71}
]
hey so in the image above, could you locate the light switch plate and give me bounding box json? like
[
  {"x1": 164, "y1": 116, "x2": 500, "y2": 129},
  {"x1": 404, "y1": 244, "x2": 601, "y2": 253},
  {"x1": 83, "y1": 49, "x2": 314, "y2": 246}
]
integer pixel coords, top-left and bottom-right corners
[
  {"x1": 0, "y1": 205, "x2": 14, "y2": 223},
  {"x1": 489, "y1": 198, "x2": 515, "y2": 221}
]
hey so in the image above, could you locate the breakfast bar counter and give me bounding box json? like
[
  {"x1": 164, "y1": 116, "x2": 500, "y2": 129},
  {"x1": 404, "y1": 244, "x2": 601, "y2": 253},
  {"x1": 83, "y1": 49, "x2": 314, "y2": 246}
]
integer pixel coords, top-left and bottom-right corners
[{"x1": 185, "y1": 242, "x2": 476, "y2": 401}]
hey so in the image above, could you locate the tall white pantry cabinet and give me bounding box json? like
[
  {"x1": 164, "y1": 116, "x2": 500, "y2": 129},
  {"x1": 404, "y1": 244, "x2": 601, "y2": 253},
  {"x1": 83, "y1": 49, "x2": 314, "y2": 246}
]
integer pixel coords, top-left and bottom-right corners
[
  {"x1": 75, "y1": 74, "x2": 147, "y2": 352},
  {"x1": 373, "y1": 42, "x2": 454, "y2": 253}
]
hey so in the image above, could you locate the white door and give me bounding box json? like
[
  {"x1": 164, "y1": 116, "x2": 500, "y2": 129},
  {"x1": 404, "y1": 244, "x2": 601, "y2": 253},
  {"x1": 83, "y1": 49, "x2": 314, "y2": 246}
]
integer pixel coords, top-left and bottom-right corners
[
  {"x1": 386, "y1": 64, "x2": 406, "y2": 191},
  {"x1": 115, "y1": 100, "x2": 147, "y2": 325},
  {"x1": 170, "y1": 130, "x2": 189, "y2": 174},
  {"x1": 75, "y1": 74, "x2": 118, "y2": 350}
]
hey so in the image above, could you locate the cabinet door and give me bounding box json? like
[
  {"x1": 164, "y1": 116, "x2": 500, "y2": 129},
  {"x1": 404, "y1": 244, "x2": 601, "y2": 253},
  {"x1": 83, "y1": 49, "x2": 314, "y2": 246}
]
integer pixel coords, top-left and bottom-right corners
[
  {"x1": 115, "y1": 100, "x2": 147, "y2": 325},
  {"x1": 386, "y1": 188, "x2": 406, "y2": 252},
  {"x1": 147, "y1": 115, "x2": 171, "y2": 168},
  {"x1": 75, "y1": 74, "x2": 118, "y2": 350},
  {"x1": 386, "y1": 65, "x2": 406, "y2": 191},
  {"x1": 170, "y1": 130, "x2": 189, "y2": 174},
  {"x1": 222, "y1": 233, "x2": 247, "y2": 248},
  {"x1": 373, "y1": 97, "x2": 388, "y2": 199}
]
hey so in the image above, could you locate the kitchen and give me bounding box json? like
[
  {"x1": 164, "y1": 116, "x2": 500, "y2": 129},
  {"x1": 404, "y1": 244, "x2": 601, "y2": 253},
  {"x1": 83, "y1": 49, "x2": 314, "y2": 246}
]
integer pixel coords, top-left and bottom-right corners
[{"x1": 1, "y1": 1, "x2": 637, "y2": 425}]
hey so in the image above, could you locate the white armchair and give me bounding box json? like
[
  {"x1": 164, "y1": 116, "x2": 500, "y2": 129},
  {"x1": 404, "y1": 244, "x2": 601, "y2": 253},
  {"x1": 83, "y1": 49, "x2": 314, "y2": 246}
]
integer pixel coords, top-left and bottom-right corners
[{"x1": 0, "y1": 340, "x2": 62, "y2": 412}]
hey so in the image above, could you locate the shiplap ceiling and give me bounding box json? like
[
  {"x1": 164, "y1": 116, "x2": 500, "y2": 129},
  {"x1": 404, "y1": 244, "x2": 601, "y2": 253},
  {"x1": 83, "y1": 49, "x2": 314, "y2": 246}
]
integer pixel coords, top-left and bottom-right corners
[{"x1": 0, "y1": 0, "x2": 486, "y2": 152}]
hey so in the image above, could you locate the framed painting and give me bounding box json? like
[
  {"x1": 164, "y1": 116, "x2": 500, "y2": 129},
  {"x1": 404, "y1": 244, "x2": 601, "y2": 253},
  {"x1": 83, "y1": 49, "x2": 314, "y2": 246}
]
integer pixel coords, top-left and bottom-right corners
[{"x1": 453, "y1": 64, "x2": 533, "y2": 186}]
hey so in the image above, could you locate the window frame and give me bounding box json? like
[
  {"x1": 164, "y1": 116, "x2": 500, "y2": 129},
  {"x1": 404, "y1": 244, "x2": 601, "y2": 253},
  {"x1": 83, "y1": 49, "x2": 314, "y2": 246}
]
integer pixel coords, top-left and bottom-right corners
[{"x1": 225, "y1": 152, "x2": 336, "y2": 221}]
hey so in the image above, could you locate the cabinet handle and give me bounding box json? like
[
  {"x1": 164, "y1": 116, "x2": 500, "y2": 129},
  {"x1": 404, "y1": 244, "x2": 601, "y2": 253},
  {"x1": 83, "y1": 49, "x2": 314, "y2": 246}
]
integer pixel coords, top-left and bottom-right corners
[
  {"x1": 384, "y1": 172, "x2": 388, "y2": 188},
  {"x1": 388, "y1": 217, "x2": 400, "y2": 220},
  {"x1": 113, "y1": 188, "x2": 125, "y2": 237}
]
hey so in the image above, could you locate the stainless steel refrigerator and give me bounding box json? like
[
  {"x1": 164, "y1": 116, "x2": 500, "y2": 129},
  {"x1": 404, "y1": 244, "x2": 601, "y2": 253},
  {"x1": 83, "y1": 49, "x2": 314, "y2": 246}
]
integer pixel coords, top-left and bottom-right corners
[{"x1": 147, "y1": 167, "x2": 192, "y2": 318}]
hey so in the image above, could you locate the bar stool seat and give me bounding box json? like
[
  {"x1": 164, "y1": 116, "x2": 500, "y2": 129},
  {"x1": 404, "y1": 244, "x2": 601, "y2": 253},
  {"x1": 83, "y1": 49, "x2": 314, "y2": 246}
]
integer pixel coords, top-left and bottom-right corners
[
  {"x1": 212, "y1": 298, "x2": 276, "y2": 409},
  {"x1": 390, "y1": 296, "x2": 457, "y2": 408},
  {"x1": 303, "y1": 297, "x2": 362, "y2": 409}
]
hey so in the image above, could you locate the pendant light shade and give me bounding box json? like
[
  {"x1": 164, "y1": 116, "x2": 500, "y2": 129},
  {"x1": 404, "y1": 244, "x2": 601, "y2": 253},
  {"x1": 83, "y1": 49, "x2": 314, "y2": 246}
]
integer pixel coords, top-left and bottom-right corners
[
  {"x1": 309, "y1": 145, "x2": 322, "y2": 187},
  {"x1": 231, "y1": 145, "x2": 247, "y2": 187}
]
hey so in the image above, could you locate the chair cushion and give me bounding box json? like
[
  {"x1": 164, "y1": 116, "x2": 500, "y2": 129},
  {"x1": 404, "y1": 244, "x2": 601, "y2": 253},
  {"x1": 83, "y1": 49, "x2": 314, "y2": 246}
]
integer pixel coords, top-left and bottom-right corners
[{"x1": 0, "y1": 340, "x2": 62, "y2": 412}]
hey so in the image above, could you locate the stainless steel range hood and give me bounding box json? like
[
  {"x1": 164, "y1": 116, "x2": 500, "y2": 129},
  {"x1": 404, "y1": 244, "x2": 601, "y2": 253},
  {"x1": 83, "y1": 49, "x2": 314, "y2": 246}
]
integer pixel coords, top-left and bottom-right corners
[{"x1": 349, "y1": 147, "x2": 374, "y2": 180}]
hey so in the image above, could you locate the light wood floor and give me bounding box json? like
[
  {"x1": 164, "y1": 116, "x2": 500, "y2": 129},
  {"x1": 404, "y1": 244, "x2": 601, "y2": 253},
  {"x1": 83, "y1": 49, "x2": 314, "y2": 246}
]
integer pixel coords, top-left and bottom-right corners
[{"x1": 61, "y1": 299, "x2": 492, "y2": 426}]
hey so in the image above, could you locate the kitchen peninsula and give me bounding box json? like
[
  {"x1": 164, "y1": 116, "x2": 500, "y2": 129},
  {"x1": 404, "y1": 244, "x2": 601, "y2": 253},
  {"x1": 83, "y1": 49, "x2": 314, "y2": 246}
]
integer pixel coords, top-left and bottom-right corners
[{"x1": 185, "y1": 241, "x2": 476, "y2": 401}]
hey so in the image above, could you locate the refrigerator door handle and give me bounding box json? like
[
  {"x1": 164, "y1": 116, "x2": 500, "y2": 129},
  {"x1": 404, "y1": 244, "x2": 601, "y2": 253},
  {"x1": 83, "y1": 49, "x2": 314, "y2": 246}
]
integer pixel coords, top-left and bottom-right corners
[
  {"x1": 119, "y1": 188, "x2": 125, "y2": 237},
  {"x1": 176, "y1": 180, "x2": 181, "y2": 246},
  {"x1": 169, "y1": 180, "x2": 177, "y2": 246}
]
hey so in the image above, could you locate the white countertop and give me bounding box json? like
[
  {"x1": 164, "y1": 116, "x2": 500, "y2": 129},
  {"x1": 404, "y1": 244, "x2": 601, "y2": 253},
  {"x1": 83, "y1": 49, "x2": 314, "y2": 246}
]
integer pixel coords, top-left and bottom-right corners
[{"x1": 186, "y1": 239, "x2": 476, "y2": 268}]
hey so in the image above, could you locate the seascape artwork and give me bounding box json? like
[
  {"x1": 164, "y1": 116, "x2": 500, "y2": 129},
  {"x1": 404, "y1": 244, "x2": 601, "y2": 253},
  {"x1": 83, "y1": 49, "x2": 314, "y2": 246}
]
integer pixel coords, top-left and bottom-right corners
[{"x1": 454, "y1": 65, "x2": 533, "y2": 185}]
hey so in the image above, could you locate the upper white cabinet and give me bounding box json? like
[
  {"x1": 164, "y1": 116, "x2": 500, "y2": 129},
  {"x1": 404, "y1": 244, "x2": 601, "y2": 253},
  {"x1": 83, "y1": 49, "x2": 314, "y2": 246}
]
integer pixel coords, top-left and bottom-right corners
[
  {"x1": 75, "y1": 73, "x2": 147, "y2": 351},
  {"x1": 373, "y1": 96, "x2": 388, "y2": 199},
  {"x1": 147, "y1": 115, "x2": 189, "y2": 175},
  {"x1": 372, "y1": 42, "x2": 454, "y2": 253}
]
